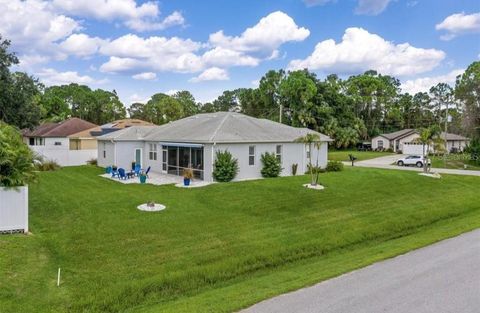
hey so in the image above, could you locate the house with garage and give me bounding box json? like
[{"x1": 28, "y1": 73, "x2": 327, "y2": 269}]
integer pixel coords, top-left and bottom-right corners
[
  {"x1": 23, "y1": 118, "x2": 99, "y2": 166},
  {"x1": 97, "y1": 112, "x2": 332, "y2": 182},
  {"x1": 372, "y1": 129, "x2": 470, "y2": 154}
]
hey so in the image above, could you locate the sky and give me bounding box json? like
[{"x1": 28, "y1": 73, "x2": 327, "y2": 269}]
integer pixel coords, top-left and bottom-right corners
[{"x1": 1, "y1": 0, "x2": 479, "y2": 106}]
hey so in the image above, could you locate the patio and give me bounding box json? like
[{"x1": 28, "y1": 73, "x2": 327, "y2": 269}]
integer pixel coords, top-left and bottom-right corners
[{"x1": 100, "y1": 171, "x2": 212, "y2": 187}]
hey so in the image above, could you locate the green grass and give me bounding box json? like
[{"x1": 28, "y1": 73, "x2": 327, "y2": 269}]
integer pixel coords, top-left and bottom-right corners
[
  {"x1": 328, "y1": 150, "x2": 395, "y2": 162},
  {"x1": 1, "y1": 166, "x2": 480, "y2": 313},
  {"x1": 430, "y1": 155, "x2": 480, "y2": 170}
]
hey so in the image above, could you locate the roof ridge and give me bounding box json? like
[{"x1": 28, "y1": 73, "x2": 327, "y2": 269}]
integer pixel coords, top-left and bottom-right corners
[{"x1": 208, "y1": 112, "x2": 231, "y2": 142}]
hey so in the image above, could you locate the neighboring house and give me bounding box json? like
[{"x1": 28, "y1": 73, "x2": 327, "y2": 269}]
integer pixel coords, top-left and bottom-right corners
[
  {"x1": 372, "y1": 129, "x2": 470, "y2": 154},
  {"x1": 371, "y1": 129, "x2": 419, "y2": 152},
  {"x1": 23, "y1": 118, "x2": 98, "y2": 166},
  {"x1": 90, "y1": 119, "x2": 154, "y2": 137},
  {"x1": 97, "y1": 112, "x2": 333, "y2": 182}
]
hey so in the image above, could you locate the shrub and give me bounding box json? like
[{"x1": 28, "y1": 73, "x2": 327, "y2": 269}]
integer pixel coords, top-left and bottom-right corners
[
  {"x1": 0, "y1": 122, "x2": 36, "y2": 187},
  {"x1": 465, "y1": 138, "x2": 480, "y2": 165},
  {"x1": 291, "y1": 163, "x2": 298, "y2": 176},
  {"x1": 213, "y1": 150, "x2": 239, "y2": 182},
  {"x1": 260, "y1": 152, "x2": 282, "y2": 178},
  {"x1": 35, "y1": 160, "x2": 60, "y2": 171},
  {"x1": 87, "y1": 158, "x2": 98, "y2": 166},
  {"x1": 305, "y1": 164, "x2": 326, "y2": 174},
  {"x1": 326, "y1": 160, "x2": 344, "y2": 172}
]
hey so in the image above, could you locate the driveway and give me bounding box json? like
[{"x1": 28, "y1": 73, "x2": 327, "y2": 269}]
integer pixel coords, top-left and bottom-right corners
[
  {"x1": 347, "y1": 155, "x2": 480, "y2": 177},
  {"x1": 242, "y1": 229, "x2": 480, "y2": 313}
]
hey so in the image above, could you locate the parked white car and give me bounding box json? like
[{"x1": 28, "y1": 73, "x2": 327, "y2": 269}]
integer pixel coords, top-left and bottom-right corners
[{"x1": 396, "y1": 155, "x2": 431, "y2": 167}]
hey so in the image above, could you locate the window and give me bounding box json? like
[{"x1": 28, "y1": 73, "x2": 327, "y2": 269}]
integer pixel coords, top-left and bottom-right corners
[
  {"x1": 29, "y1": 138, "x2": 34, "y2": 146},
  {"x1": 32, "y1": 137, "x2": 44, "y2": 146},
  {"x1": 54, "y1": 141, "x2": 62, "y2": 146},
  {"x1": 149, "y1": 143, "x2": 157, "y2": 160},
  {"x1": 276, "y1": 145, "x2": 282, "y2": 163},
  {"x1": 377, "y1": 140, "x2": 384, "y2": 149},
  {"x1": 249, "y1": 145, "x2": 255, "y2": 166},
  {"x1": 306, "y1": 145, "x2": 311, "y2": 159}
]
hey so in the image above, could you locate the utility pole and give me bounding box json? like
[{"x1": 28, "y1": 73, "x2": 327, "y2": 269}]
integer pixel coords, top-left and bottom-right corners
[{"x1": 444, "y1": 100, "x2": 449, "y2": 168}]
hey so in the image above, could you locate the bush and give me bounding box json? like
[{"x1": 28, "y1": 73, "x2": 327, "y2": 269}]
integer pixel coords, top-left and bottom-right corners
[
  {"x1": 87, "y1": 158, "x2": 98, "y2": 166},
  {"x1": 326, "y1": 160, "x2": 344, "y2": 172},
  {"x1": 260, "y1": 152, "x2": 282, "y2": 178},
  {"x1": 213, "y1": 150, "x2": 239, "y2": 182},
  {"x1": 35, "y1": 160, "x2": 60, "y2": 171},
  {"x1": 291, "y1": 163, "x2": 298, "y2": 176},
  {"x1": 0, "y1": 122, "x2": 36, "y2": 187},
  {"x1": 465, "y1": 138, "x2": 480, "y2": 165},
  {"x1": 305, "y1": 164, "x2": 326, "y2": 174}
]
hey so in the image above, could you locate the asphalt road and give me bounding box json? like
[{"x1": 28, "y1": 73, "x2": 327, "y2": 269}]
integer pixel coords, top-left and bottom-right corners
[{"x1": 242, "y1": 229, "x2": 480, "y2": 313}]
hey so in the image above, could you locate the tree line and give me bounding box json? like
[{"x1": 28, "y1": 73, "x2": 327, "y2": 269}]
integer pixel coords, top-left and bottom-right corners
[{"x1": 1, "y1": 34, "x2": 479, "y2": 147}]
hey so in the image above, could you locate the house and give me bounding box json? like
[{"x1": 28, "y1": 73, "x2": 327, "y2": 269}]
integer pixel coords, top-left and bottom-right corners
[
  {"x1": 372, "y1": 129, "x2": 470, "y2": 154},
  {"x1": 23, "y1": 118, "x2": 99, "y2": 166},
  {"x1": 97, "y1": 112, "x2": 333, "y2": 182},
  {"x1": 90, "y1": 119, "x2": 154, "y2": 137},
  {"x1": 371, "y1": 129, "x2": 419, "y2": 152}
]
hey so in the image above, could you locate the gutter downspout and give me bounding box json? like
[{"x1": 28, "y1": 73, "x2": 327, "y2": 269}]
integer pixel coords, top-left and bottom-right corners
[{"x1": 211, "y1": 142, "x2": 216, "y2": 182}]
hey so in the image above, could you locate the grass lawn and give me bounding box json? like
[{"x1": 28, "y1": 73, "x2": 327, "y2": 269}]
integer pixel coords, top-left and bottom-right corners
[
  {"x1": 1, "y1": 166, "x2": 480, "y2": 313},
  {"x1": 328, "y1": 150, "x2": 395, "y2": 162},
  {"x1": 430, "y1": 155, "x2": 480, "y2": 170}
]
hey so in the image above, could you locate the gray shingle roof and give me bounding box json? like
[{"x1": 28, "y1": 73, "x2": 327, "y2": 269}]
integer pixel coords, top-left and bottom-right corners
[
  {"x1": 98, "y1": 112, "x2": 332, "y2": 143},
  {"x1": 438, "y1": 132, "x2": 470, "y2": 141},
  {"x1": 379, "y1": 129, "x2": 417, "y2": 140}
]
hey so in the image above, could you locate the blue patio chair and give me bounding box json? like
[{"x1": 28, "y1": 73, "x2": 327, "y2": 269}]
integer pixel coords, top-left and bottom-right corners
[
  {"x1": 118, "y1": 168, "x2": 127, "y2": 180},
  {"x1": 106, "y1": 166, "x2": 112, "y2": 174},
  {"x1": 134, "y1": 164, "x2": 141, "y2": 176},
  {"x1": 145, "y1": 166, "x2": 151, "y2": 178},
  {"x1": 111, "y1": 168, "x2": 119, "y2": 178}
]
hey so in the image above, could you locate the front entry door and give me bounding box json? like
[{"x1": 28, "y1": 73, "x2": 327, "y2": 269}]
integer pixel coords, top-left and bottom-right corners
[{"x1": 135, "y1": 148, "x2": 142, "y2": 166}]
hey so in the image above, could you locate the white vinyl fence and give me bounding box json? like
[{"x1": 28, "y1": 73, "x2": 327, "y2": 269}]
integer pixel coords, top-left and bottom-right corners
[{"x1": 0, "y1": 186, "x2": 28, "y2": 233}]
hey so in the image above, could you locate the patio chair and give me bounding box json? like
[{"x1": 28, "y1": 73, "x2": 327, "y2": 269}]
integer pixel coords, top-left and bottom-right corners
[
  {"x1": 145, "y1": 166, "x2": 151, "y2": 178},
  {"x1": 118, "y1": 168, "x2": 127, "y2": 180},
  {"x1": 111, "y1": 168, "x2": 119, "y2": 178},
  {"x1": 134, "y1": 164, "x2": 141, "y2": 176}
]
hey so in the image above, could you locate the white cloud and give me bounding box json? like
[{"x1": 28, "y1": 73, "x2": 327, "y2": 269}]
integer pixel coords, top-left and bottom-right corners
[
  {"x1": 189, "y1": 67, "x2": 229, "y2": 82},
  {"x1": 132, "y1": 72, "x2": 157, "y2": 80},
  {"x1": 129, "y1": 93, "x2": 151, "y2": 104},
  {"x1": 303, "y1": 0, "x2": 336, "y2": 7},
  {"x1": 60, "y1": 33, "x2": 105, "y2": 57},
  {"x1": 0, "y1": 0, "x2": 80, "y2": 59},
  {"x1": 355, "y1": 0, "x2": 392, "y2": 15},
  {"x1": 401, "y1": 69, "x2": 464, "y2": 95},
  {"x1": 288, "y1": 27, "x2": 445, "y2": 76},
  {"x1": 209, "y1": 11, "x2": 309, "y2": 53},
  {"x1": 36, "y1": 68, "x2": 105, "y2": 86},
  {"x1": 52, "y1": 0, "x2": 184, "y2": 32},
  {"x1": 436, "y1": 12, "x2": 480, "y2": 40},
  {"x1": 201, "y1": 47, "x2": 260, "y2": 67}
]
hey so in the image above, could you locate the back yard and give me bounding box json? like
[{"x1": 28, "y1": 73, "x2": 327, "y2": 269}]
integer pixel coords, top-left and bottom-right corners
[{"x1": 1, "y1": 166, "x2": 480, "y2": 313}]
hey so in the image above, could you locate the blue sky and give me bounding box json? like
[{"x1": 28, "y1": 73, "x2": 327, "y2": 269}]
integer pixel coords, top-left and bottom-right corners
[{"x1": 1, "y1": 0, "x2": 479, "y2": 106}]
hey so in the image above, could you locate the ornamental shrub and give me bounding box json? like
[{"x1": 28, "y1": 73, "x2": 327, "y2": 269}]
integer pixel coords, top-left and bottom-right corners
[
  {"x1": 0, "y1": 122, "x2": 36, "y2": 187},
  {"x1": 326, "y1": 160, "x2": 344, "y2": 172},
  {"x1": 213, "y1": 150, "x2": 239, "y2": 182},
  {"x1": 260, "y1": 152, "x2": 282, "y2": 178}
]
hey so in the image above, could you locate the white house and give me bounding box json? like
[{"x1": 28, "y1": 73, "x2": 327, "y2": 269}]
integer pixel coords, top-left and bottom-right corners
[
  {"x1": 372, "y1": 129, "x2": 470, "y2": 154},
  {"x1": 97, "y1": 112, "x2": 333, "y2": 182},
  {"x1": 23, "y1": 118, "x2": 99, "y2": 166}
]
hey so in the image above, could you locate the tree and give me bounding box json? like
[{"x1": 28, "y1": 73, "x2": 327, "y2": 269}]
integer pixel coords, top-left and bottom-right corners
[
  {"x1": 143, "y1": 93, "x2": 184, "y2": 125},
  {"x1": 0, "y1": 122, "x2": 36, "y2": 187},
  {"x1": 455, "y1": 61, "x2": 480, "y2": 138},
  {"x1": 295, "y1": 133, "x2": 322, "y2": 186},
  {"x1": 430, "y1": 83, "x2": 453, "y2": 130},
  {"x1": 0, "y1": 36, "x2": 43, "y2": 129},
  {"x1": 172, "y1": 91, "x2": 199, "y2": 117},
  {"x1": 415, "y1": 126, "x2": 441, "y2": 173}
]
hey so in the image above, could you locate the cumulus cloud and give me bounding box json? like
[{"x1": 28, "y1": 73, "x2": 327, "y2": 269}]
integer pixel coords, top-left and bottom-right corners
[
  {"x1": 60, "y1": 34, "x2": 105, "y2": 57},
  {"x1": 132, "y1": 72, "x2": 157, "y2": 80},
  {"x1": 36, "y1": 68, "x2": 106, "y2": 86},
  {"x1": 401, "y1": 69, "x2": 464, "y2": 95},
  {"x1": 288, "y1": 27, "x2": 445, "y2": 76},
  {"x1": 52, "y1": 0, "x2": 184, "y2": 32},
  {"x1": 189, "y1": 67, "x2": 229, "y2": 82},
  {"x1": 355, "y1": 0, "x2": 392, "y2": 15},
  {"x1": 0, "y1": 0, "x2": 79, "y2": 59},
  {"x1": 436, "y1": 12, "x2": 480, "y2": 40}
]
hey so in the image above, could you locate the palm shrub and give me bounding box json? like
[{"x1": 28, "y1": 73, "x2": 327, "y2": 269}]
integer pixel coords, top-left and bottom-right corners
[
  {"x1": 260, "y1": 152, "x2": 282, "y2": 178},
  {"x1": 326, "y1": 160, "x2": 344, "y2": 172},
  {"x1": 213, "y1": 150, "x2": 239, "y2": 182},
  {"x1": 465, "y1": 138, "x2": 480, "y2": 165},
  {"x1": 0, "y1": 122, "x2": 36, "y2": 187}
]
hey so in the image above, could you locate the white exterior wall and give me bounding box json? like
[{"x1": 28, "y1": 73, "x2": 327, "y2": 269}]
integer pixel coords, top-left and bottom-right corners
[
  {"x1": 0, "y1": 186, "x2": 28, "y2": 233},
  {"x1": 144, "y1": 142, "x2": 163, "y2": 173},
  {"x1": 113, "y1": 141, "x2": 145, "y2": 170},
  {"x1": 447, "y1": 140, "x2": 469, "y2": 152},
  {"x1": 97, "y1": 141, "x2": 116, "y2": 167},
  {"x1": 371, "y1": 136, "x2": 389, "y2": 150},
  {"x1": 29, "y1": 137, "x2": 96, "y2": 166},
  {"x1": 212, "y1": 142, "x2": 327, "y2": 181},
  {"x1": 403, "y1": 143, "x2": 433, "y2": 155}
]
